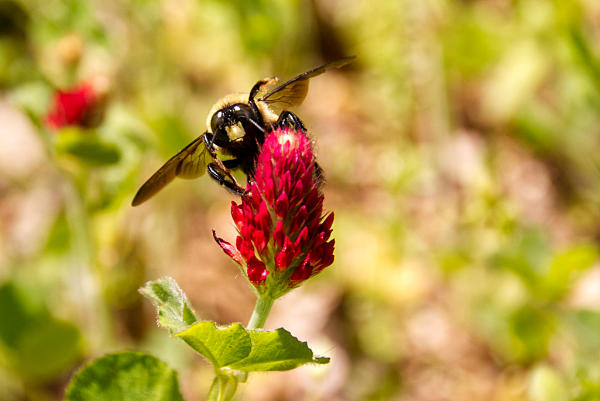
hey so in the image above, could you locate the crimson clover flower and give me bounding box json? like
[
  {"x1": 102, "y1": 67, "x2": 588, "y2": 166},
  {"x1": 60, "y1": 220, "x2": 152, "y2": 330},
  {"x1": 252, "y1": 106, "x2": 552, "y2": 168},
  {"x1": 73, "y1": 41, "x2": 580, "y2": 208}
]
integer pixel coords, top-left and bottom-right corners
[
  {"x1": 213, "y1": 127, "x2": 335, "y2": 299},
  {"x1": 45, "y1": 77, "x2": 110, "y2": 130}
]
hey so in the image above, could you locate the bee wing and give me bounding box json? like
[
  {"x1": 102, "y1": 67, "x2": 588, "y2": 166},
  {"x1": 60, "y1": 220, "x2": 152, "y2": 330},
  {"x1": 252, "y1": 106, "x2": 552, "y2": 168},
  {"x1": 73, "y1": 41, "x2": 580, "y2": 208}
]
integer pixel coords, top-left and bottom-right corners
[
  {"x1": 131, "y1": 135, "x2": 209, "y2": 206},
  {"x1": 257, "y1": 56, "x2": 355, "y2": 112}
]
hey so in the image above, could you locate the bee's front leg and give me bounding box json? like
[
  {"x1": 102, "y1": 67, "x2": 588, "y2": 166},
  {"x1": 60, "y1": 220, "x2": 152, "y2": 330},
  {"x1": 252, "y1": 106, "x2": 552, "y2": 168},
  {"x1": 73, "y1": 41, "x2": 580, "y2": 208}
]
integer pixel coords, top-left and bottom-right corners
[
  {"x1": 203, "y1": 132, "x2": 230, "y2": 149},
  {"x1": 207, "y1": 161, "x2": 246, "y2": 196},
  {"x1": 274, "y1": 111, "x2": 307, "y2": 132}
]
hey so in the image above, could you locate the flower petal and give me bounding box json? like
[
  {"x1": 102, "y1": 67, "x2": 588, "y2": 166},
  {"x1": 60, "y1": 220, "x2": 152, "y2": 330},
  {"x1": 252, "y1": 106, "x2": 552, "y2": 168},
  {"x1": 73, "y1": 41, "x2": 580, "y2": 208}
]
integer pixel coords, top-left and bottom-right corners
[{"x1": 212, "y1": 230, "x2": 243, "y2": 265}]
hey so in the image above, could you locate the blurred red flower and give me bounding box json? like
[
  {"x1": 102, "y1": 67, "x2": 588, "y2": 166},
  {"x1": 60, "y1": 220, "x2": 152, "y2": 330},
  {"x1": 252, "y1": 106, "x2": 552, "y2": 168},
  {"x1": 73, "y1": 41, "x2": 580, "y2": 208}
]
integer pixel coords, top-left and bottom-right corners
[
  {"x1": 214, "y1": 127, "x2": 334, "y2": 298},
  {"x1": 45, "y1": 77, "x2": 109, "y2": 130}
]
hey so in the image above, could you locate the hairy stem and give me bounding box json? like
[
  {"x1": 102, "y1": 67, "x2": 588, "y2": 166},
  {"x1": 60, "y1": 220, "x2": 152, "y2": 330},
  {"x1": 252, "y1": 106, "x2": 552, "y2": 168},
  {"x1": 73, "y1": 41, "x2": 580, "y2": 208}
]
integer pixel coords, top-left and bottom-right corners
[
  {"x1": 208, "y1": 295, "x2": 275, "y2": 401},
  {"x1": 247, "y1": 295, "x2": 274, "y2": 329}
]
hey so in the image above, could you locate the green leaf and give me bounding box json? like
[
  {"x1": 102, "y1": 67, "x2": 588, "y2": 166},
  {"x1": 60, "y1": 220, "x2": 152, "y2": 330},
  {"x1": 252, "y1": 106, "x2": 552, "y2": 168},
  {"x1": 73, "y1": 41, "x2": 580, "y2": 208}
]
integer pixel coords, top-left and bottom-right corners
[
  {"x1": 15, "y1": 318, "x2": 83, "y2": 381},
  {"x1": 140, "y1": 279, "x2": 328, "y2": 372},
  {"x1": 139, "y1": 277, "x2": 197, "y2": 334},
  {"x1": 508, "y1": 306, "x2": 554, "y2": 363},
  {"x1": 44, "y1": 212, "x2": 71, "y2": 254},
  {"x1": 493, "y1": 227, "x2": 551, "y2": 289},
  {"x1": 230, "y1": 328, "x2": 330, "y2": 371},
  {"x1": 0, "y1": 282, "x2": 41, "y2": 348},
  {"x1": 563, "y1": 310, "x2": 600, "y2": 357},
  {"x1": 0, "y1": 282, "x2": 83, "y2": 381},
  {"x1": 64, "y1": 352, "x2": 184, "y2": 401},
  {"x1": 543, "y1": 245, "x2": 598, "y2": 300},
  {"x1": 528, "y1": 364, "x2": 568, "y2": 401},
  {"x1": 573, "y1": 381, "x2": 600, "y2": 401},
  {"x1": 175, "y1": 321, "x2": 329, "y2": 372},
  {"x1": 175, "y1": 322, "x2": 251, "y2": 368},
  {"x1": 57, "y1": 135, "x2": 121, "y2": 166}
]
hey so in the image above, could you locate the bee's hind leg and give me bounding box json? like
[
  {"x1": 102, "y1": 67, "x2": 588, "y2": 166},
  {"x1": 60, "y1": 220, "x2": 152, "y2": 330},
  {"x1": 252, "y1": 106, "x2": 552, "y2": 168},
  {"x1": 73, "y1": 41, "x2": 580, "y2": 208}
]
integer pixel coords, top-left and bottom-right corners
[
  {"x1": 274, "y1": 111, "x2": 307, "y2": 132},
  {"x1": 207, "y1": 161, "x2": 246, "y2": 196},
  {"x1": 274, "y1": 112, "x2": 324, "y2": 185}
]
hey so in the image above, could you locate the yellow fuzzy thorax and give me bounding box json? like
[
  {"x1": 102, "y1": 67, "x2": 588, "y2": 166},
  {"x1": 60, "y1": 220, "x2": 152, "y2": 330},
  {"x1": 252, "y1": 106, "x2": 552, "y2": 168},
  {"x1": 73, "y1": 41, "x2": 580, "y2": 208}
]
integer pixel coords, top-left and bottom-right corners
[{"x1": 205, "y1": 92, "x2": 280, "y2": 133}]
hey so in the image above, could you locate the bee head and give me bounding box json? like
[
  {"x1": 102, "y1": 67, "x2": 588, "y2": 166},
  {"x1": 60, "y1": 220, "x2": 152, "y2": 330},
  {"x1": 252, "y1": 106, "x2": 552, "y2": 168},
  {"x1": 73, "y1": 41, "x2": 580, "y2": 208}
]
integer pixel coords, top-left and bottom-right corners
[
  {"x1": 206, "y1": 94, "x2": 262, "y2": 144},
  {"x1": 210, "y1": 103, "x2": 256, "y2": 143}
]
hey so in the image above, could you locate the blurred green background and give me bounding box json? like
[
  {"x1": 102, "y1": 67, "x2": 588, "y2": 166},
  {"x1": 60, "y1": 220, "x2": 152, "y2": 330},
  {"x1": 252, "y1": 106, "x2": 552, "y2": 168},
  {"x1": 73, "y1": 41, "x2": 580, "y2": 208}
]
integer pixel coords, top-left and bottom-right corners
[{"x1": 2, "y1": 0, "x2": 600, "y2": 400}]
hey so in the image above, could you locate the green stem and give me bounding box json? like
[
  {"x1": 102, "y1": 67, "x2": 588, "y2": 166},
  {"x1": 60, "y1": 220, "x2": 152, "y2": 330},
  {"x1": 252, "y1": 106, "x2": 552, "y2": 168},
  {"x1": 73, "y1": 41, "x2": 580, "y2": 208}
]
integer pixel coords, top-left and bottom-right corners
[
  {"x1": 208, "y1": 374, "x2": 238, "y2": 401},
  {"x1": 207, "y1": 295, "x2": 275, "y2": 401},
  {"x1": 247, "y1": 295, "x2": 274, "y2": 329}
]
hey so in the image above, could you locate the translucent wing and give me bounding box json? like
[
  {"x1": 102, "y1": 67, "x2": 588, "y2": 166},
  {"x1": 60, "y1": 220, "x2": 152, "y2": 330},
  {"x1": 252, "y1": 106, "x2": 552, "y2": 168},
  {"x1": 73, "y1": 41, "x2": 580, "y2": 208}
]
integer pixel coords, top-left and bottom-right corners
[
  {"x1": 257, "y1": 56, "x2": 355, "y2": 112},
  {"x1": 131, "y1": 135, "x2": 209, "y2": 206}
]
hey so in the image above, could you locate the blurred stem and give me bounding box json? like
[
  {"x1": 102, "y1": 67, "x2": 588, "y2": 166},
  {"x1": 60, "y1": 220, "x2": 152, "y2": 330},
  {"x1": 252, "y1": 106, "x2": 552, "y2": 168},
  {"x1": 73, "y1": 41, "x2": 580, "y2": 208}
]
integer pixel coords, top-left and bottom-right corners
[
  {"x1": 247, "y1": 295, "x2": 274, "y2": 329},
  {"x1": 569, "y1": 26, "x2": 600, "y2": 93},
  {"x1": 63, "y1": 173, "x2": 112, "y2": 351},
  {"x1": 37, "y1": 127, "x2": 111, "y2": 351}
]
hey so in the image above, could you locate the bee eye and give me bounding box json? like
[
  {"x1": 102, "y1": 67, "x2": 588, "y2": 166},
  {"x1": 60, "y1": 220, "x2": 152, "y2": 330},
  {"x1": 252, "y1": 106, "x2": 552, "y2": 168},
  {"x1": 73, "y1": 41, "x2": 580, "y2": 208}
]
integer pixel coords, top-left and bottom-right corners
[
  {"x1": 231, "y1": 104, "x2": 253, "y2": 121},
  {"x1": 210, "y1": 110, "x2": 225, "y2": 133}
]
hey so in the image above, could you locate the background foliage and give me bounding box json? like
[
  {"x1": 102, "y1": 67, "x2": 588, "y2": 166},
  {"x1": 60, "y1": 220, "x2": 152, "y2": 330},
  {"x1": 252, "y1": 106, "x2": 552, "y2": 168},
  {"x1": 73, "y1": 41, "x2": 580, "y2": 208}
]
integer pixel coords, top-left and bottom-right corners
[{"x1": 2, "y1": 0, "x2": 600, "y2": 400}]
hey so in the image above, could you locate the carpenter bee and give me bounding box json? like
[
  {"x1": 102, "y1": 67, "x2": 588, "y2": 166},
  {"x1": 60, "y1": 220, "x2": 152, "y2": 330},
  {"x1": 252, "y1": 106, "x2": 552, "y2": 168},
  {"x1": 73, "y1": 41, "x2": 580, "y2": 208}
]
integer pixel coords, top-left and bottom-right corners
[{"x1": 131, "y1": 56, "x2": 354, "y2": 206}]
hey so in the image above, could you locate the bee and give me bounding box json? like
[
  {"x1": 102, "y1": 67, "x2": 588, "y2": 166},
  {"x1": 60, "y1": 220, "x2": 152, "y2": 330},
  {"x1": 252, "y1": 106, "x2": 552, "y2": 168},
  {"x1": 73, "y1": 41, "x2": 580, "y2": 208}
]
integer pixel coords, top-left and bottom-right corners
[{"x1": 131, "y1": 56, "x2": 354, "y2": 206}]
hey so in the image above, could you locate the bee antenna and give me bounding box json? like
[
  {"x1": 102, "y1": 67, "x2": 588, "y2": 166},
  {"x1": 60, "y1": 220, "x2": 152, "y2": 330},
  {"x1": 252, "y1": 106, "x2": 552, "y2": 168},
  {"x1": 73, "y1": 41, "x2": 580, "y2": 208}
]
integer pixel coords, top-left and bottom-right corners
[{"x1": 242, "y1": 116, "x2": 266, "y2": 133}]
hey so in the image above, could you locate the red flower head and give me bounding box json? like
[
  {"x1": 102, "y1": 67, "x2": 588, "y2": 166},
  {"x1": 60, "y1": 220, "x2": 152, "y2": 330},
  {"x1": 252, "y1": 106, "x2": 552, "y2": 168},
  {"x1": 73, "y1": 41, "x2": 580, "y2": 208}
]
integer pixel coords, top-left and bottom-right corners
[
  {"x1": 45, "y1": 76, "x2": 110, "y2": 130},
  {"x1": 214, "y1": 127, "x2": 335, "y2": 298}
]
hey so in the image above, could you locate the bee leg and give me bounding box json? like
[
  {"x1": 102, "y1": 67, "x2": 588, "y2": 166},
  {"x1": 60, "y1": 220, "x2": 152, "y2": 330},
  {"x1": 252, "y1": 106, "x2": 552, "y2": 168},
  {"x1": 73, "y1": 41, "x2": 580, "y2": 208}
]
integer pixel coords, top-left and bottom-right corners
[
  {"x1": 275, "y1": 111, "x2": 307, "y2": 132},
  {"x1": 203, "y1": 132, "x2": 229, "y2": 149},
  {"x1": 203, "y1": 132, "x2": 242, "y2": 189},
  {"x1": 314, "y1": 161, "x2": 325, "y2": 187},
  {"x1": 207, "y1": 162, "x2": 246, "y2": 196},
  {"x1": 222, "y1": 159, "x2": 242, "y2": 169}
]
